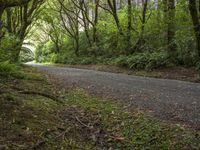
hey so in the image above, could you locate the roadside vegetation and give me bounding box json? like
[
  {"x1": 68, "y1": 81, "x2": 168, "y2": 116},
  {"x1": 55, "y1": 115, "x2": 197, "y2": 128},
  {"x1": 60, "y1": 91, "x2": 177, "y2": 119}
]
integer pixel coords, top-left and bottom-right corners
[
  {"x1": 32, "y1": 0, "x2": 200, "y2": 72},
  {"x1": 1, "y1": 0, "x2": 200, "y2": 72},
  {"x1": 0, "y1": 67, "x2": 199, "y2": 149}
]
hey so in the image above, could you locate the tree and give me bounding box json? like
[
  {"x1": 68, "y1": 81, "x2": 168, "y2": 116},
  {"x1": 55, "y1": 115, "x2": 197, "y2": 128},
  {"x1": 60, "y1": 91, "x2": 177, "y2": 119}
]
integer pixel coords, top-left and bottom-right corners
[
  {"x1": 100, "y1": 0, "x2": 124, "y2": 35},
  {"x1": 126, "y1": 0, "x2": 132, "y2": 53},
  {"x1": 163, "y1": 0, "x2": 176, "y2": 58},
  {"x1": 167, "y1": 0, "x2": 176, "y2": 56},
  {"x1": 132, "y1": 0, "x2": 149, "y2": 53},
  {"x1": 3, "y1": 0, "x2": 45, "y2": 62},
  {"x1": 0, "y1": 0, "x2": 32, "y2": 41},
  {"x1": 40, "y1": 7, "x2": 64, "y2": 53},
  {"x1": 189, "y1": 0, "x2": 200, "y2": 58},
  {"x1": 72, "y1": 0, "x2": 100, "y2": 55},
  {"x1": 59, "y1": 0, "x2": 80, "y2": 56}
]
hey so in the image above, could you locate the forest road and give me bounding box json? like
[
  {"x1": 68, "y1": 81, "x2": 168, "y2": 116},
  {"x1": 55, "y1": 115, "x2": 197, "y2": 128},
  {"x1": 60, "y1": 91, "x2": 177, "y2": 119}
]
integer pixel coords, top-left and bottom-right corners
[{"x1": 29, "y1": 63, "x2": 200, "y2": 129}]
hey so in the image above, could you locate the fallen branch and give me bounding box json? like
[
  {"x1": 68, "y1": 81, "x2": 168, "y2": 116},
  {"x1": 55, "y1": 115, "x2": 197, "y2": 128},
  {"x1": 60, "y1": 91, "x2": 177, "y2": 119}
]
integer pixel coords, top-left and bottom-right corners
[
  {"x1": 19, "y1": 90, "x2": 61, "y2": 103},
  {"x1": 75, "y1": 116, "x2": 93, "y2": 129},
  {"x1": 11, "y1": 85, "x2": 62, "y2": 103}
]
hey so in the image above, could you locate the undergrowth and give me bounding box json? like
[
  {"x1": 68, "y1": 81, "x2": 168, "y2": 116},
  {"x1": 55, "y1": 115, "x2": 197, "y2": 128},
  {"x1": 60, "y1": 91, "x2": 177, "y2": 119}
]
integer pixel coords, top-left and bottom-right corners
[{"x1": 0, "y1": 61, "x2": 24, "y2": 78}]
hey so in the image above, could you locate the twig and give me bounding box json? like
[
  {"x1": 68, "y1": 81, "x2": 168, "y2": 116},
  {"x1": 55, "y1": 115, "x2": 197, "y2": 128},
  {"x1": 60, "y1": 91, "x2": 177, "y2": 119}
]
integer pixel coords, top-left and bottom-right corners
[
  {"x1": 55, "y1": 128, "x2": 71, "y2": 140},
  {"x1": 28, "y1": 140, "x2": 46, "y2": 150},
  {"x1": 75, "y1": 116, "x2": 92, "y2": 129},
  {"x1": 28, "y1": 128, "x2": 70, "y2": 150}
]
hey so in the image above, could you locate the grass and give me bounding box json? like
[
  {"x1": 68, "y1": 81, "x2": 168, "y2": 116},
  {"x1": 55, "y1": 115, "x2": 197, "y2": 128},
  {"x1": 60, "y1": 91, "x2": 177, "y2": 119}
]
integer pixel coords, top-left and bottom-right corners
[
  {"x1": 0, "y1": 66, "x2": 199, "y2": 149},
  {"x1": 65, "y1": 90, "x2": 200, "y2": 150}
]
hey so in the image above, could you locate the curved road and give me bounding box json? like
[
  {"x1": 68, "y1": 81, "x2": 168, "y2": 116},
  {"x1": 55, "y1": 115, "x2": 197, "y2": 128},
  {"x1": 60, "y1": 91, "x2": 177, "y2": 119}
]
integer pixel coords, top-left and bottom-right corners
[{"x1": 30, "y1": 64, "x2": 200, "y2": 128}]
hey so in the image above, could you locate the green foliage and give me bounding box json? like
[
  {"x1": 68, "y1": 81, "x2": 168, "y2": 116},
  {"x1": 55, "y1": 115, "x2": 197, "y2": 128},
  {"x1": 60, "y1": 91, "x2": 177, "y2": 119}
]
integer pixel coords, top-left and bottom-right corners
[
  {"x1": 0, "y1": 61, "x2": 22, "y2": 77},
  {"x1": 34, "y1": 0, "x2": 198, "y2": 70},
  {"x1": 0, "y1": 35, "x2": 20, "y2": 62},
  {"x1": 35, "y1": 42, "x2": 56, "y2": 63},
  {"x1": 113, "y1": 52, "x2": 172, "y2": 70},
  {"x1": 112, "y1": 55, "x2": 129, "y2": 67},
  {"x1": 19, "y1": 47, "x2": 34, "y2": 63}
]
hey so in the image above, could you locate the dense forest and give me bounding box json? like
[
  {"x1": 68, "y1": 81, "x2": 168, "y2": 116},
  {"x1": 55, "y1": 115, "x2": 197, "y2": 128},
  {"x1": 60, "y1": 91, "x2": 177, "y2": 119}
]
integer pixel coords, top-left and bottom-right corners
[{"x1": 0, "y1": 0, "x2": 200, "y2": 71}]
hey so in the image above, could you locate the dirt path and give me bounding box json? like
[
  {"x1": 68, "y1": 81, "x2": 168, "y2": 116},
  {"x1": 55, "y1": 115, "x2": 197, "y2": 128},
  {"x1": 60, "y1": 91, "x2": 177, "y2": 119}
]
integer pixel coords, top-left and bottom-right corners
[{"x1": 30, "y1": 64, "x2": 200, "y2": 129}]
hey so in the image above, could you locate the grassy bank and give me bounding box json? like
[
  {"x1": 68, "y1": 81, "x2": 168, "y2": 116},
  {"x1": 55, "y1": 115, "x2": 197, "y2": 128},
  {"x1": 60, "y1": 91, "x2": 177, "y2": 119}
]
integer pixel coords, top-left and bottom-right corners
[{"x1": 0, "y1": 66, "x2": 199, "y2": 149}]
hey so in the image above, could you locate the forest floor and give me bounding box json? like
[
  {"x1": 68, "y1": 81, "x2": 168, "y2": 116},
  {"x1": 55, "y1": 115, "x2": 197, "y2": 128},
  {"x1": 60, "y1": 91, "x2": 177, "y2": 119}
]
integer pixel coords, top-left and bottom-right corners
[
  {"x1": 0, "y1": 66, "x2": 200, "y2": 149},
  {"x1": 53, "y1": 64, "x2": 200, "y2": 83}
]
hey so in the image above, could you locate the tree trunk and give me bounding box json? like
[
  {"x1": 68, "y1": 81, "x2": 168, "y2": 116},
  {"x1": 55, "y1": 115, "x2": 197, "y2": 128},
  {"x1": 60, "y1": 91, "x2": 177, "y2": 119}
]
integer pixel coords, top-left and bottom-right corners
[
  {"x1": 132, "y1": 0, "x2": 148, "y2": 52},
  {"x1": 81, "y1": 10, "x2": 92, "y2": 47},
  {"x1": 107, "y1": 0, "x2": 123, "y2": 35},
  {"x1": 6, "y1": 8, "x2": 12, "y2": 33},
  {"x1": 167, "y1": 0, "x2": 176, "y2": 57},
  {"x1": 93, "y1": 0, "x2": 99, "y2": 44},
  {"x1": 0, "y1": 7, "x2": 4, "y2": 40},
  {"x1": 126, "y1": 0, "x2": 132, "y2": 54},
  {"x1": 189, "y1": 0, "x2": 200, "y2": 57},
  {"x1": 55, "y1": 41, "x2": 60, "y2": 53},
  {"x1": 74, "y1": 38, "x2": 79, "y2": 56},
  {"x1": 11, "y1": 40, "x2": 23, "y2": 62},
  {"x1": 0, "y1": 7, "x2": 4, "y2": 20}
]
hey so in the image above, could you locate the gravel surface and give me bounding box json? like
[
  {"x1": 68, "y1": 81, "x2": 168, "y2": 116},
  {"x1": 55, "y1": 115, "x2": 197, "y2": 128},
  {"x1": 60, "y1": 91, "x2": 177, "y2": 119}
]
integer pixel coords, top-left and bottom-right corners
[{"x1": 30, "y1": 64, "x2": 200, "y2": 129}]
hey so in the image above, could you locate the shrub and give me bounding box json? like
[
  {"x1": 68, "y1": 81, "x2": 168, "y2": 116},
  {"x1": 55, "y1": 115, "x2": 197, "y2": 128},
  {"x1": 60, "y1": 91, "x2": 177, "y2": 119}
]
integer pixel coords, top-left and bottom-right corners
[
  {"x1": 145, "y1": 52, "x2": 172, "y2": 70},
  {"x1": 127, "y1": 54, "x2": 148, "y2": 70},
  {"x1": 0, "y1": 61, "x2": 23, "y2": 78},
  {"x1": 112, "y1": 52, "x2": 171, "y2": 70},
  {"x1": 0, "y1": 35, "x2": 20, "y2": 62},
  {"x1": 112, "y1": 55, "x2": 128, "y2": 67}
]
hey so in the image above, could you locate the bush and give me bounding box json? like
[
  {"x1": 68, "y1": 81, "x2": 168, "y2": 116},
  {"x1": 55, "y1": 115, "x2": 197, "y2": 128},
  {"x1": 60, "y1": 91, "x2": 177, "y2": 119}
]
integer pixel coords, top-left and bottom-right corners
[
  {"x1": 0, "y1": 35, "x2": 20, "y2": 62},
  {"x1": 112, "y1": 55, "x2": 128, "y2": 67},
  {"x1": 112, "y1": 52, "x2": 172, "y2": 70},
  {"x1": 128, "y1": 52, "x2": 172, "y2": 70},
  {"x1": 0, "y1": 61, "x2": 23, "y2": 78},
  {"x1": 145, "y1": 52, "x2": 172, "y2": 70}
]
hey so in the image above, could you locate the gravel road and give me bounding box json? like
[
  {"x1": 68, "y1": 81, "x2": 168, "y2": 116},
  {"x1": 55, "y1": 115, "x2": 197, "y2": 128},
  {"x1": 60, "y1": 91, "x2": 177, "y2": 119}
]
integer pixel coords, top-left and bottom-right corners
[{"x1": 30, "y1": 64, "x2": 200, "y2": 128}]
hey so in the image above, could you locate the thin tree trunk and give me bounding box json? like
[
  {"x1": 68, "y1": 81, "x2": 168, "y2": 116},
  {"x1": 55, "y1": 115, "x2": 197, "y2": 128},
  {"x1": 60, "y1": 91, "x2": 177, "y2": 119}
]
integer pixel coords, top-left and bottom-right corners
[
  {"x1": 126, "y1": 0, "x2": 132, "y2": 54},
  {"x1": 107, "y1": 0, "x2": 123, "y2": 35},
  {"x1": 132, "y1": 0, "x2": 148, "y2": 52},
  {"x1": 141, "y1": 0, "x2": 148, "y2": 35},
  {"x1": 74, "y1": 37, "x2": 79, "y2": 56},
  {"x1": 167, "y1": 0, "x2": 176, "y2": 56},
  {"x1": 93, "y1": 0, "x2": 99, "y2": 44},
  {"x1": 0, "y1": 7, "x2": 4, "y2": 40},
  {"x1": 6, "y1": 8, "x2": 12, "y2": 33},
  {"x1": 189, "y1": 0, "x2": 200, "y2": 57},
  {"x1": 0, "y1": 8, "x2": 4, "y2": 21},
  {"x1": 82, "y1": 10, "x2": 92, "y2": 47}
]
